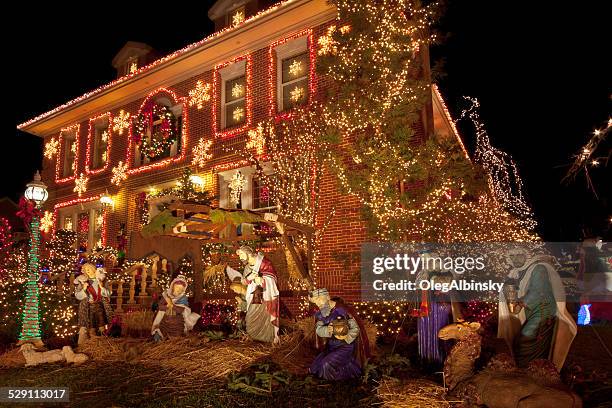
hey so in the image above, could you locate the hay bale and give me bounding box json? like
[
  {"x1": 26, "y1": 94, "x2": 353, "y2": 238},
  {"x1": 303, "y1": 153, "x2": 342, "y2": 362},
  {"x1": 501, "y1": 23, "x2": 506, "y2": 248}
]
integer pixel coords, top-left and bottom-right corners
[
  {"x1": 0, "y1": 348, "x2": 26, "y2": 368},
  {"x1": 122, "y1": 310, "x2": 155, "y2": 338},
  {"x1": 376, "y1": 377, "x2": 457, "y2": 408}
]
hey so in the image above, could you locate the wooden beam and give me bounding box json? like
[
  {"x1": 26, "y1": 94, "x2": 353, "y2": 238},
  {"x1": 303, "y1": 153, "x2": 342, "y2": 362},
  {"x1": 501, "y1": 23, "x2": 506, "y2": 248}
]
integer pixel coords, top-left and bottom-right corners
[{"x1": 279, "y1": 232, "x2": 313, "y2": 288}]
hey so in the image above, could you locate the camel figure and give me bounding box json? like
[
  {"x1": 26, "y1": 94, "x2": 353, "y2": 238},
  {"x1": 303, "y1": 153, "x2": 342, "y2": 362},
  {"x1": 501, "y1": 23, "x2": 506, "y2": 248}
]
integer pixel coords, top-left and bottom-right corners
[{"x1": 438, "y1": 321, "x2": 582, "y2": 408}]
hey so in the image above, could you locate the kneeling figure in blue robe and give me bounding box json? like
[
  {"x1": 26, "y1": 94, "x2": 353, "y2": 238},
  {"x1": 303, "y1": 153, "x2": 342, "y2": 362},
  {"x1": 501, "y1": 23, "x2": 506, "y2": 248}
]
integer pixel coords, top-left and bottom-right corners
[{"x1": 309, "y1": 288, "x2": 366, "y2": 381}]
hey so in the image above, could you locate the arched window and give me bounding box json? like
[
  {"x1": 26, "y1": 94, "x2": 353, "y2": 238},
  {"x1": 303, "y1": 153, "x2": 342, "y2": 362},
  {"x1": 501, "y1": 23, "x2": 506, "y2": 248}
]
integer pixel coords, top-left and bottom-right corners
[{"x1": 132, "y1": 91, "x2": 184, "y2": 167}]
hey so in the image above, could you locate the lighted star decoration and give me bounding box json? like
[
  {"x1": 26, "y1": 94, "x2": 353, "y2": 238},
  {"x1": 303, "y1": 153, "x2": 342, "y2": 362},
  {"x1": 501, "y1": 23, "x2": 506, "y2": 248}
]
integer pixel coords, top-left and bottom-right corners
[
  {"x1": 290, "y1": 86, "x2": 305, "y2": 102},
  {"x1": 232, "y1": 83, "x2": 245, "y2": 98},
  {"x1": 192, "y1": 138, "x2": 213, "y2": 168},
  {"x1": 44, "y1": 138, "x2": 60, "y2": 160},
  {"x1": 188, "y1": 80, "x2": 211, "y2": 109},
  {"x1": 247, "y1": 124, "x2": 265, "y2": 155},
  {"x1": 289, "y1": 59, "x2": 304, "y2": 77},
  {"x1": 73, "y1": 173, "x2": 89, "y2": 197},
  {"x1": 111, "y1": 161, "x2": 128, "y2": 186},
  {"x1": 112, "y1": 110, "x2": 131, "y2": 135},
  {"x1": 229, "y1": 171, "x2": 246, "y2": 205},
  {"x1": 232, "y1": 9, "x2": 245, "y2": 27},
  {"x1": 40, "y1": 211, "x2": 54, "y2": 233},
  {"x1": 233, "y1": 106, "x2": 245, "y2": 122}
]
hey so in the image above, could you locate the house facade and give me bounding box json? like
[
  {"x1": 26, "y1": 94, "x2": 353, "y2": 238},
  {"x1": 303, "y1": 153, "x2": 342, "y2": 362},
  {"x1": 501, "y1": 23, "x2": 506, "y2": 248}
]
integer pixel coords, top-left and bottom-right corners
[{"x1": 18, "y1": 0, "x2": 462, "y2": 306}]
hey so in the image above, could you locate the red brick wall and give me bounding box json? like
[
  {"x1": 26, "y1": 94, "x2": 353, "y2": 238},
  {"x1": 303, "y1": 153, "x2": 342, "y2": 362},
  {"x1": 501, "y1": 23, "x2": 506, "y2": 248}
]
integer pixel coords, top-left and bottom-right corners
[{"x1": 39, "y1": 19, "x2": 428, "y2": 306}]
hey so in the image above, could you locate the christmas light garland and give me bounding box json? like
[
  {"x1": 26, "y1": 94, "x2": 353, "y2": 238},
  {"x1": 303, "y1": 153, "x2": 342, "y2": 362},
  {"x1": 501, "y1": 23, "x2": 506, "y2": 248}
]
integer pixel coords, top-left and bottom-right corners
[{"x1": 459, "y1": 96, "x2": 537, "y2": 230}]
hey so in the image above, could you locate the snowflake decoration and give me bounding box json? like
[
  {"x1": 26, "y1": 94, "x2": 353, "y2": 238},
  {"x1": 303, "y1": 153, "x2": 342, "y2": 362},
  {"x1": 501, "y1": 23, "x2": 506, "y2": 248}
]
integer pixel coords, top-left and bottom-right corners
[
  {"x1": 188, "y1": 80, "x2": 211, "y2": 109},
  {"x1": 233, "y1": 107, "x2": 245, "y2": 122},
  {"x1": 40, "y1": 211, "x2": 54, "y2": 233},
  {"x1": 289, "y1": 59, "x2": 304, "y2": 77},
  {"x1": 101, "y1": 151, "x2": 108, "y2": 163},
  {"x1": 70, "y1": 141, "x2": 78, "y2": 154},
  {"x1": 229, "y1": 171, "x2": 246, "y2": 205},
  {"x1": 101, "y1": 130, "x2": 109, "y2": 143},
  {"x1": 44, "y1": 138, "x2": 59, "y2": 160},
  {"x1": 232, "y1": 9, "x2": 245, "y2": 27},
  {"x1": 290, "y1": 86, "x2": 305, "y2": 102},
  {"x1": 318, "y1": 25, "x2": 338, "y2": 56},
  {"x1": 247, "y1": 123, "x2": 265, "y2": 155},
  {"x1": 73, "y1": 173, "x2": 89, "y2": 197},
  {"x1": 192, "y1": 138, "x2": 213, "y2": 168},
  {"x1": 129, "y1": 61, "x2": 138, "y2": 74},
  {"x1": 232, "y1": 83, "x2": 245, "y2": 98},
  {"x1": 112, "y1": 110, "x2": 131, "y2": 135},
  {"x1": 111, "y1": 161, "x2": 128, "y2": 186}
]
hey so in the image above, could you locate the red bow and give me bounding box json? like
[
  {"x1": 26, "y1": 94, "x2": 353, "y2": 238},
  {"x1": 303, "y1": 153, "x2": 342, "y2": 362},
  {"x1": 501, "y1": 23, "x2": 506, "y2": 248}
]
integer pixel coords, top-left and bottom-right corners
[{"x1": 16, "y1": 197, "x2": 42, "y2": 228}]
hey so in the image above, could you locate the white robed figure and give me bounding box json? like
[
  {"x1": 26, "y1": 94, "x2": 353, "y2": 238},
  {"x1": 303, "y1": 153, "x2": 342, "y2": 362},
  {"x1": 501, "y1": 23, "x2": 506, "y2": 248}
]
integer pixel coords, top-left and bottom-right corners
[{"x1": 227, "y1": 246, "x2": 280, "y2": 343}]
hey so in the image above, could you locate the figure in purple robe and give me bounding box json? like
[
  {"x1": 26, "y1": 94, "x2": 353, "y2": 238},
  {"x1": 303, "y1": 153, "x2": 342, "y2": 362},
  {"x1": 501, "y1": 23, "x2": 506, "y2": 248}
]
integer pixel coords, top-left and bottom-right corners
[
  {"x1": 416, "y1": 263, "x2": 462, "y2": 367},
  {"x1": 309, "y1": 288, "x2": 368, "y2": 381}
]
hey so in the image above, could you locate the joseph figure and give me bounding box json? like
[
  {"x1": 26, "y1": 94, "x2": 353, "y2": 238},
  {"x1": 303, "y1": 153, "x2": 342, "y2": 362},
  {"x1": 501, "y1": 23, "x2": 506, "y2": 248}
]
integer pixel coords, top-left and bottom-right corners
[{"x1": 226, "y1": 245, "x2": 280, "y2": 343}]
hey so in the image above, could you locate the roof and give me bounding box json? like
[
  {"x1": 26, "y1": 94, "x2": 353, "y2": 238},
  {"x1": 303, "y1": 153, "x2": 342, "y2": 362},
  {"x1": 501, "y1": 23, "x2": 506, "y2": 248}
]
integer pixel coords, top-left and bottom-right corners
[{"x1": 18, "y1": 0, "x2": 335, "y2": 137}]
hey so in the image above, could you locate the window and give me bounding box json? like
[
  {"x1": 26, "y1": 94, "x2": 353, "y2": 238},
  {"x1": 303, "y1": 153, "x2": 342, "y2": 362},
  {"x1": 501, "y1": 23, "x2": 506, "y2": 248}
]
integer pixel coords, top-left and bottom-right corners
[
  {"x1": 224, "y1": 75, "x2": 246, "y2": 128},
  {"x1": 133, "y1": 99, "x2": 182, "y2": 167},
  {"x1": 91, "y1": 121, "x2": 109, "y2": 170},
  {"x1": 126, "y1": 56, "x2": 138, "y2": 74},
  {"x1": 252, "y1": 175, "x2": 276, "y2": 210},
  {"x1": 280, "y1": 52, "x2": 309, "y2": 110},
  {"x1": 60, "y1": 205, "x2": 104, "y2": 250},
  {"x1": 62, "y1": 129, "x2": 78, "y2": 178},
  {"x1": 273, "y1": 35, "x2": 310, "y2": 112}
]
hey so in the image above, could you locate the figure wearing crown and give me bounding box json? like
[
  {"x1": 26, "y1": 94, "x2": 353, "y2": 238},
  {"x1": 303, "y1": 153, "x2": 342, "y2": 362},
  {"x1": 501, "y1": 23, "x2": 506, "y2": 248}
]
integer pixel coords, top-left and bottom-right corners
[
  {"x1": 74, "y1": 263, "x2": 114, "y2": 344},
  {"x1": 308, "y1": 288, "x2": 370, "y2": 381}
]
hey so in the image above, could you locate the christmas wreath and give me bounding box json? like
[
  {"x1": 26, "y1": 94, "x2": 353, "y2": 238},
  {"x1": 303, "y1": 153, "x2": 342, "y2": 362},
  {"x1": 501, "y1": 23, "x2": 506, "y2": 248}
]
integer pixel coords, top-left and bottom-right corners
[{"x1": 133, "y1": 103, "x2": 178, "y2": 159}]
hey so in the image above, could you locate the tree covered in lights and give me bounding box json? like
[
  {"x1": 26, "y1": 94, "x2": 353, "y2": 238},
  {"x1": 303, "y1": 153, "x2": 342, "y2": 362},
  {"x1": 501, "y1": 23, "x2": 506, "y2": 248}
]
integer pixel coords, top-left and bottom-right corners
[
  {"x1": 313, "y1": 0, "x2": 441, "y2": 240},
  {"x1": 46, "y1": 229, "x2": 77, "y2": 278},
  {"x1": 0, "y1": 217, "x2": 12, "y2": 279},
  {"x1": 0, "y1": 243, "x2": 77, "y2": 342}
]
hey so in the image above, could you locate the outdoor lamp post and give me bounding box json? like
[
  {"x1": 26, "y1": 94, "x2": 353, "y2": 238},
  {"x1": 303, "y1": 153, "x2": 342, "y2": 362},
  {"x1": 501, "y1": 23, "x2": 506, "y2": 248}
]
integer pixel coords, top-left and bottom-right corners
[{"x1": 18, "y1": 171, "x2": 48, "y2": 347}]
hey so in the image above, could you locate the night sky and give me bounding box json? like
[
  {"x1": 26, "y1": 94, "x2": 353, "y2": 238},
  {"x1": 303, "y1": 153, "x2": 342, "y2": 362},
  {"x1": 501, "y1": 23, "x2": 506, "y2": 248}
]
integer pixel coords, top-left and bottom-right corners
[{"x1": 6, "y1": 1, "x2": 611, "y2": 241}]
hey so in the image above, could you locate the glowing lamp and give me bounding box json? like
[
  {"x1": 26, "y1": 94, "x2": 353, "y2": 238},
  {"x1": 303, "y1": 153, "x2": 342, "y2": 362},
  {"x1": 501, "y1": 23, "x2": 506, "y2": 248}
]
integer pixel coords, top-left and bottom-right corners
[
  {"x1": 24, "y1": 171, "x2": 48, "y2": 207},
  {"x1": 100, "y1": 193, "x2": 114, "y2": 208}
]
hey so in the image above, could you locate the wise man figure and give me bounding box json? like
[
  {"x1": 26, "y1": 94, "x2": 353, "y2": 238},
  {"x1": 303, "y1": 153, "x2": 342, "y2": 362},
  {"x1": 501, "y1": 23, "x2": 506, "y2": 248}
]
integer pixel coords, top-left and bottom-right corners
[
  {"x1": 309, "y1": 288, "x2": 369, "y2": 381},
  {"x1": 151, "y1": 275, "x2": 201, "y2": 341},
  {"x1": 75, "y1": 263, "x2": 114, "y2": 344},
  {"x1": 226, "y1": 245, "x2": 280, "y2": 343},
  {"x1": 498, "y1": 247, "x2": 577, "y2": 370}
]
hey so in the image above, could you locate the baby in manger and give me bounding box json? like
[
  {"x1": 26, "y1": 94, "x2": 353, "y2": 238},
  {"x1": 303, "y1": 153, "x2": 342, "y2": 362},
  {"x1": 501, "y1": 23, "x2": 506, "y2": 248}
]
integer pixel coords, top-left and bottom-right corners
[{"x1": 151, "y1": 275, "x2": 201, "y2": 341}]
